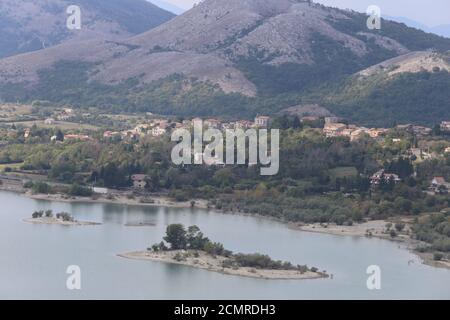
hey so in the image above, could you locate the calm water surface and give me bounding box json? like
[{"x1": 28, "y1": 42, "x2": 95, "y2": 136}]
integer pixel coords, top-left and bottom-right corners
[{"x1": 0, "y1": 191, "x2": 449, "y2": 299}]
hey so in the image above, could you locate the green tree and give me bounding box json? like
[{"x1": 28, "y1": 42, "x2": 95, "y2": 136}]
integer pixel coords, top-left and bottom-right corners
[
  {"x1": 187, "y1": 225, "x2": 210, "y2": 250},
  {"x1": 163, "y1": 224, "x2": 187, "y2": 250}
]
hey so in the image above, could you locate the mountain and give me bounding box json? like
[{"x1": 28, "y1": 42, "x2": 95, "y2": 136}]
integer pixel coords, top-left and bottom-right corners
[
  {"x1": 0, "y1": 0, "x2": 450, "y2": 124},
  {"x1": 149, "y1": 0, "x2": 185, "y2": 14},
  {"x1": 0, "y1": 0, "x2": 175, "y2": 58},
  {"x1": 386, "y1": 16, "x2": 450, "y2": 39},
  {"x1": 430, "y1": 25, "x2": 450, "y2": 39},
  {"x1": 320, "y1": 51, "x2": 450, "y2": 127}
]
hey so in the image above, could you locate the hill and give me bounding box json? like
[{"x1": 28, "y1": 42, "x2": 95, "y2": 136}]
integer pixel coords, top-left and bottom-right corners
[
  {"x1": 319, "y1": 51, "x2": 450, "y2": 127},
  {"x1": 0, "y1": 0, "x2": 175, "y2": 58},
  {"x1": 0, "y1": 0, "x2": 449, "y2": 124}
]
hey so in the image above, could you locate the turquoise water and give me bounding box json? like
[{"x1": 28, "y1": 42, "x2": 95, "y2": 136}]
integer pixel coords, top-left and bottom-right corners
[{"x1": 0, "y1": 191, "x2": 449, "y2": 299}]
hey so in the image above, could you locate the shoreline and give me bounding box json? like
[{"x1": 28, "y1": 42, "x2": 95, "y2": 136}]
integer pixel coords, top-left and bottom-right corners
[
  {"x1": 118, "y1": 250, "x2": 327, "y2": 280},
  {"x1": 2, "y1": 185, "x2": 448, "y2": 271},
  {"x1": 27, "y1": 192, "x2": 209, "y2": 210},
  {"x1": 23, "y1": 217, "x2": 101, "y2": 226},
  {"x1": 0, "y1": 183, "x2": 208, "y2": 210},
  {"x1": 290, "y1": 220, "x2": 450, "y2": 271}
]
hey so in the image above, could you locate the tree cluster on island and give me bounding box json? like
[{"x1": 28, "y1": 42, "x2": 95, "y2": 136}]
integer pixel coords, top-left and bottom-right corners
[
  {"x1": 31, "y1": 210, "x2": 74, "y2": 222},
  {"x1": 149, "y1": 224, "x2": 318, "y2": 273}
]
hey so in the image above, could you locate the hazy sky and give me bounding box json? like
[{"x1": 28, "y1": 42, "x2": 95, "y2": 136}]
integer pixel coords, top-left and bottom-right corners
[{"x1": 164, "y1": 0, "x2": 450, "y2": 27}]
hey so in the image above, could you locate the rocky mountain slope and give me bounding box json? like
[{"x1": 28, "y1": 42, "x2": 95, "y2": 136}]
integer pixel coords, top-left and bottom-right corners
[
  {"x1": 0, "y1": 0, "x2": 449, "y2": 125},
  {"x1": 319, "y1": 51, "x2": 450, "y2": 126},
  {"x1": 0, "y1": 0, "x2": 175, "y2": 58}
]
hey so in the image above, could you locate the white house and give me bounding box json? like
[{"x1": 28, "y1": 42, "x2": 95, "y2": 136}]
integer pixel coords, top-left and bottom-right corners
[
  {"x1": 254, "y1": 116, "x2": 270, "y2": 128},
  {"x1": 430, "y1": 177, "x2": 450, "y2": 194},
  {"x1": 440, "y1": 121, "x2": 450, "y2": 132},
  {"x1": 93, "y1": 187, "x2": 109, "y2": 194},
  {"x1": 131, "y1": 174, "x2": 149, "y2": 189}
]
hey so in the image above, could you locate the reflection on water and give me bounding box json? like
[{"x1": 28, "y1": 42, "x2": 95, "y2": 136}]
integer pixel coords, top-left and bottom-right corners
[{"x1": 0, "y1": 191, "x2": 449, "y2": 299}]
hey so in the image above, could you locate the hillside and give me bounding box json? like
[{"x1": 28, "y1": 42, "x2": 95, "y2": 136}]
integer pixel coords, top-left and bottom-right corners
[
  {"x1": 0, "y1": 0, "x2": 175, "y2": 58},
  {"x1": 0, "y1": 0, "x2": 450, "y2": 123},
  {"x1": 320, "y1": 51, "x2": 450, "y2": 127}
]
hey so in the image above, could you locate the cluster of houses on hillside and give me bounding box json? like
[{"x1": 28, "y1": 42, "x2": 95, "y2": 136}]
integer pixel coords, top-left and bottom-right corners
[
  {"x1": 321, "y1": 118, "x2": 437, "y2": 142},
  {"x1": 102, "y1": 116, "x2": 272, "y2": 141},
  {"x1": 367, "y1": 170, "x2": 450, "y2": 195},
  {"x1": 44, "y1": 108, "x2": 92, "y2": 124},
  {"x1": 322, "y1": 117, "x2": 389, "y2": 141}
]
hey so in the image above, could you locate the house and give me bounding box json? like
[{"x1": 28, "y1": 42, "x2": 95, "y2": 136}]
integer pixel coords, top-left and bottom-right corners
[
  {"x1": 440, "y1": 121, "x2": 450, "y2": 132},
  {"x1": 192, "y1": 117, "x2": 203, "y2": 127},
  {"x1": 24, "y1": 128, "x2": 31, "y2": 139},
  {"x1": 412, "y1": 125, "x2": 432, "y2": 136},
  {"x1": 301, "y1": 116, "x2": 319, "y2": 123},
  {"x1": 368, "y1": 128, "x2": 388, "y2": 138},
  {"x1": 205, "y1": 119, "x2": 222, "y2": 129},
  {"x1": 152, "y1": 124, "x2": 167, "y2": 137},
  {"x1": 93, "y1": 187, "x2": 109, "y2": 194},
  {"x1": 254, "y1": 116, "x2": 271, "y2": 128},
  {"x1": 409, "y1": 148, "x2": 423, "y2": 160},
  {"x1": 44, "y1": 118, "x2": 55, "y2": 125},
  {"x1": 131, "y1": 174, "x2": 149, "y2": 189},
  {"x1": 235, "y1": 120, "x2": 253, "y2": 130},
  {"x1": 57, "y1": 114, "x2": 70, "y2": 121},
  {"x1": 194, "y1": 152, "x2": 224, "y2": 166},
  {"x1": 341, "y1": 128, "x2": 354, "y2": 137},
  {"x1": 64, "y1": 134, "x2": 92, "y2": 141},
  {"x1": 430, "y1": 177, "x2": 450, "y2": 194},
  {"x1": 370, "y1": 170, "x2": 401, "y2": 186},
  {"x1": 324, "y1": 117, "x2": 340, "y2": 124},
  {"x1": 445, "y1": 147, "x2": 450, "y2": 154},
  {"x1": 323, "y1": 123, "x2": 347, "y2": 137},
  {"x1": 350, "y1": 129, "x2": 367, "y2": 141},
  {"x1": 103, "y1": 131, "x2": 121, "y2": 139}
]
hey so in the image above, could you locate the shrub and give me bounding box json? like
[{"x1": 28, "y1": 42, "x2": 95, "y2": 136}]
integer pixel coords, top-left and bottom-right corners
[
  {"x1": 32, "y1": 182, "x2": 52, "y2": 194},
  {"x1": 395, "y1": 222, "x2": 406, "y2": 232},
  {"x1": 69, "y1": 184, "x2": 93, "y2": 197},
  {"x1": 32, "y1": 211, "x2": 44, "y2": 218},
  {"x1": 433, "y1": 252, "x2": 444, "y2": 261}
]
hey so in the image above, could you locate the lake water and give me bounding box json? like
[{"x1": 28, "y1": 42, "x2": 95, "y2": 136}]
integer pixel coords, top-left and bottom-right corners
[{"x1": 0, "y1": 191, "x2": 449, "y2": 299}]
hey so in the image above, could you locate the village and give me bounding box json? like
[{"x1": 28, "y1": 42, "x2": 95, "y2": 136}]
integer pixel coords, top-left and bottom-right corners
[{"x1": 2, "y1": 103, "x2": 450, "y2": 196}]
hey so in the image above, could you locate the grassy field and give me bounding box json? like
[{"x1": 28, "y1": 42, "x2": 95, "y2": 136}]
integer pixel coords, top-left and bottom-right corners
[
  {"x1": 329, "y1": 167, "x2": 358, "y2": 179},
  {"x1": 0, "y1": 104, "x2": 33, "y2": 120},
  {"x1": 0, "y1": 162, "x2": 24, "y2": 171}
]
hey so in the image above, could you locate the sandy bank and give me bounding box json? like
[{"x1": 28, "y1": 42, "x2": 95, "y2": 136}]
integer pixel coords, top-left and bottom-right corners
[
  {"x1": 289, "y1": 220, "x2": 406, "y2": 240},
  {"x1": 23, "y1": 217, "x2": 101, "y2": 226},
  {"x1": 27, "y1": 192, "x2": 208, "y2": 210},
  {"x1": 416, "y1": 251, "x2": 450, "y2": 270},
  {"x1": 290, "y1": 220, "x2": 450, "y2": 271},
  {"x1": 118, "y1": 250, "x2": 327, "y2": 280}
]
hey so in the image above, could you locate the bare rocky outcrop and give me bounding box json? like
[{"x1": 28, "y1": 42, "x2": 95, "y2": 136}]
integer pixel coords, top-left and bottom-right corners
[
  {"x1": 0, "y1": 0, "x2": 175, "y2": 58},
  {"x1": 0, "y1": 0, "x2": 447, "y2": 97}
]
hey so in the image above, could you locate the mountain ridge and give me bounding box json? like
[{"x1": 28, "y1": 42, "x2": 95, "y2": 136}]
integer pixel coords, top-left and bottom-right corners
[
  {"x1": 0, "y1": 0, "x2": 175, "y2": 58},
  {"x1": 0, "y1": 0, "x2": 449, "y2": 126}
]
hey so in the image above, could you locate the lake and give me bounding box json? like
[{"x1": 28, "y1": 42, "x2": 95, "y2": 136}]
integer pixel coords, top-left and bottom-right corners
[{"x1": 0, "y1": 191, "x2": 449, "y2": 299}]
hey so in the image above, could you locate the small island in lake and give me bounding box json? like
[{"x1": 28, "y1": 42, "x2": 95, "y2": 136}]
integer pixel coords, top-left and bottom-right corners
[
  {"x1": 24, "y1": 210, "x2": 101, "y2": 226},
  {"x1": 119, "y1": 224, "x2": 327, "y2": 280}
]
